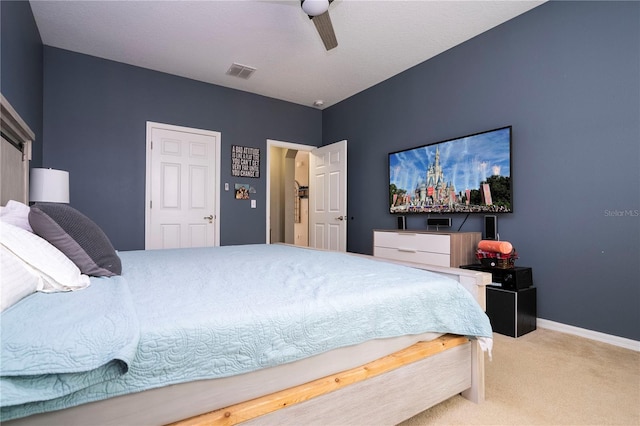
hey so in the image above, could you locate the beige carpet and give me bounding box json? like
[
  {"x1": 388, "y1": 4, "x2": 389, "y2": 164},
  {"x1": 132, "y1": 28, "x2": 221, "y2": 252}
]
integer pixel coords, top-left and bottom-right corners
[{"x1": 399, "y1": 328, "x2": 640, "y2": 425}]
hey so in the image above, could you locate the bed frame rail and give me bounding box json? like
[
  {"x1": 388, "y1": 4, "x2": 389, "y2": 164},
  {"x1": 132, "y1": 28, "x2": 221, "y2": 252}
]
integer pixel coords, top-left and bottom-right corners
[{"x1": 172, "y1": 335, "x2": 469, "y2": 426}]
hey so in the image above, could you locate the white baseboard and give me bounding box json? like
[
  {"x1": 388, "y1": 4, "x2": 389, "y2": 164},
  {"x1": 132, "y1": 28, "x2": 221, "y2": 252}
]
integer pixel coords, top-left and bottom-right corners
[{"x1": 537, "y1": 318, "x2": 640, "y2": 352}]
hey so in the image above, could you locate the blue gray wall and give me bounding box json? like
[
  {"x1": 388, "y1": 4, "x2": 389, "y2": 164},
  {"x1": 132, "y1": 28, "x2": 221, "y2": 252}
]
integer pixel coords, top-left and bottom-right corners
[
  {"x1": 0, "y1": 0, "x2": 43, "y2": 167},
  {"x1": 42, "y1": 48, "x2": 322, "y2": 250},
  {"x1": 323, "y1": 1, "x2": 639, "y2": 340}
]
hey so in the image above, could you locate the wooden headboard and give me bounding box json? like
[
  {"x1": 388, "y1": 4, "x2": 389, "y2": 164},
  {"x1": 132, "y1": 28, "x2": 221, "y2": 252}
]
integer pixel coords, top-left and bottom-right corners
[{"x1": 1, "y1": 93, "x2": 33, "y2": 205}]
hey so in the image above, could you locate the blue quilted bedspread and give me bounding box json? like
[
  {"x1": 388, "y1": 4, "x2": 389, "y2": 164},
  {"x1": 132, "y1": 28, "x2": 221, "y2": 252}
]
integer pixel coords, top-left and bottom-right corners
[
  {"x1": 0, "y1": 276, "x2": 139, "y2": 416},
  {"x1": 1, "y1": 244, "x2": 492, "y2": 421}
]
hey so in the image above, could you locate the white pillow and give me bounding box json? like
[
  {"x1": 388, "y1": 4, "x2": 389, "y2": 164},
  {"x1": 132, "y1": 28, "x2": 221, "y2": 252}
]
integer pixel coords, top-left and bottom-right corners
[
  {"x1": 0, "y1": 222, "x2": 90, "y2": 292},
  {"x1": 0, "y1": 246, "x2": 42, "y2": 311},
  {"x1": 0, "y1": 200, "x2": 33, "y2": 232}
]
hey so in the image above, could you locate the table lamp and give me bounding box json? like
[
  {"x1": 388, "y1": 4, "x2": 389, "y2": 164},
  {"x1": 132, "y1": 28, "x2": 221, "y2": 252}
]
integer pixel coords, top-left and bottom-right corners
[{"x1": 29, "y1": 168, "x2": 69, "y2": 203}]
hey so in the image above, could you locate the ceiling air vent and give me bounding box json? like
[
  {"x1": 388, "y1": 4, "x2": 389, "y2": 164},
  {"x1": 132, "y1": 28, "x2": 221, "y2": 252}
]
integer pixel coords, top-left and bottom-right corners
[{"x1": 226, "y1": 63, "x2": 256, "y2": 79}]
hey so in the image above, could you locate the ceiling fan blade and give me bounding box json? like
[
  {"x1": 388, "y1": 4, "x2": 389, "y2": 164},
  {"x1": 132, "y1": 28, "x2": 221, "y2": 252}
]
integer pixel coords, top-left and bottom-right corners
[{"x1": 312, "y1": 11, "x2": 338, "y2": 51}]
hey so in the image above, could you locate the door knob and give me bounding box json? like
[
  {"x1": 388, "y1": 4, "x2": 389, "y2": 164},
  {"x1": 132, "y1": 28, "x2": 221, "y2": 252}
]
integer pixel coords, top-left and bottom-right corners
[
  {"x1": 335, "y1": 215, "x2": 345, "y2": 221},
  {"x1": 204, "y1": 215, "x2": 213, "y2": 223}
]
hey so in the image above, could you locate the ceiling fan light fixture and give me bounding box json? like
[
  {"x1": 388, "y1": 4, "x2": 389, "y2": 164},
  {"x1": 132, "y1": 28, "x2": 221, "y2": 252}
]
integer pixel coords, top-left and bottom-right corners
[{"x1": 301, "y1": 0, "x2": 329, "y2": 17}]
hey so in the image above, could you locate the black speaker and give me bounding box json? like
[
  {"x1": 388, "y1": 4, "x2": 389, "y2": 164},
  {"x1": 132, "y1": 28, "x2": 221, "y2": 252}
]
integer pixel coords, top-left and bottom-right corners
[
  {"x1": 484, "y1": 215, "x2": 498, "y2": 240},
  {"x1": 397, "y1": 216, "x2": 406, "y2": 230},
  {"x1": 461, "y1": 265, "x2": 533, "y2": 291},
  {"x1": 426, "y1": 217, "x2": 451, "y2": 228},
  {"x1": 491, "y1": 267, "x2": 533, "y2": 291}
]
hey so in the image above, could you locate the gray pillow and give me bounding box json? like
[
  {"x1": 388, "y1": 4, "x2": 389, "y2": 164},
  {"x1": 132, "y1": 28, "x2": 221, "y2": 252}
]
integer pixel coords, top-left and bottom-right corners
[{"x1": 29, "y1": 203, "x2": 122, "y2": 277}]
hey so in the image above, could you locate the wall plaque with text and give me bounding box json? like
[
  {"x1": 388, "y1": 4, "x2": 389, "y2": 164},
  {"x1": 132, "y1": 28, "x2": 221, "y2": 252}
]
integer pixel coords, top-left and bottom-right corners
[{"x1": 231, "y1": 145, "x2": 260, "y2": 178}]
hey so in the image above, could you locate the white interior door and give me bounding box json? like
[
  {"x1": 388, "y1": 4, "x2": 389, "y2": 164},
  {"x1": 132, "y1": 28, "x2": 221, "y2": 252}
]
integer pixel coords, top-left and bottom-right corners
[
  {"x1": 309, "y1": 140, "x2": 347, "y2": 252},
  {"x1": 145, "y1": 122, "x2": 220, "y2": 249}
]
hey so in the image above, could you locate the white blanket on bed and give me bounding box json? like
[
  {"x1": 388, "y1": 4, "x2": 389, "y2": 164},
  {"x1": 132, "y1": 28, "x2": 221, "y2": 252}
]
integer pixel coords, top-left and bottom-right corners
[{"x1": 1, "y1": 244, "x2": 492, "y2": 421}]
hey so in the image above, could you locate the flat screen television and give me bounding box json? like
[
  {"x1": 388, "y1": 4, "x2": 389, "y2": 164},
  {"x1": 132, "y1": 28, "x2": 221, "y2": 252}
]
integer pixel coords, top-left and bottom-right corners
[{"x1": 389, "y1": 126, "x2": 512, "y2": 214}]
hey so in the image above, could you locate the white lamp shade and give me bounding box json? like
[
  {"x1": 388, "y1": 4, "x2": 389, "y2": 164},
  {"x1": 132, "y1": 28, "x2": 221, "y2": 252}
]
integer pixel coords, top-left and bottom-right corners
[{"x1": 29, "y1": 168, "x2": 70, "y2": 203}]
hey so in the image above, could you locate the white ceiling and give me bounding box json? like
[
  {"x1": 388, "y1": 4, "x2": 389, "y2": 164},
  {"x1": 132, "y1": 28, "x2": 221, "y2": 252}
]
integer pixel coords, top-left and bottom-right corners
[{"x1": 30, "y1": 0, "x2": 545, "y2": 109}]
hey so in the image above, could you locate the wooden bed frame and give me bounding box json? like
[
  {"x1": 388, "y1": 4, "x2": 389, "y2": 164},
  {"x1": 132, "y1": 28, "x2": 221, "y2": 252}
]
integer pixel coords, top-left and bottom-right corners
[
  {"x1": 169, "y1": 263, "x2": 490, "y2": 426},
  {"x1": 175, "y1": 336, "x2": 471, "y2": 426},
  {"x1": 1, "y1": 93, "x2": 491, "y2": 426},
  {"x1": 1, "y1": 94, "x2": 33, "y2": 206}
]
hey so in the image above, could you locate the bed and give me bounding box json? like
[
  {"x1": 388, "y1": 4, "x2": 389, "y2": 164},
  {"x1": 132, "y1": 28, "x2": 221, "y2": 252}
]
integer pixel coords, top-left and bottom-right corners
[
  {"x1": 1, "y1": 243, "x2": 492, "y2": 426},
  {"x1": 1, "y1": 94, "x2": 493, "y2": 426}
]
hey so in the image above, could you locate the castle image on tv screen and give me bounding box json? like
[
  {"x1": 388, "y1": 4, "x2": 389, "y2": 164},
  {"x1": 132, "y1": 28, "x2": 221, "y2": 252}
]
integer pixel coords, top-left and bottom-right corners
[{"x1": 389, "y1": 127, "x2": 512, "y2": 214}]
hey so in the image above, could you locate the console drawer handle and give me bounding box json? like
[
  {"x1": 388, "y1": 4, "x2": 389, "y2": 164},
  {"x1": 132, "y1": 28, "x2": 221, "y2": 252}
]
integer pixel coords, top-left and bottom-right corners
[{"x1": 397, "y1": 248, "x2": 417, "y2": 253}]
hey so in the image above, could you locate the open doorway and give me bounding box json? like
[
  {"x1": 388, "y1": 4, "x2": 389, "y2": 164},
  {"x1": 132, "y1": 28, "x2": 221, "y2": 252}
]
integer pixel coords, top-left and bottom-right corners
[{"x1": 266, "y1": 140, "x2": 314, "y2": 246}]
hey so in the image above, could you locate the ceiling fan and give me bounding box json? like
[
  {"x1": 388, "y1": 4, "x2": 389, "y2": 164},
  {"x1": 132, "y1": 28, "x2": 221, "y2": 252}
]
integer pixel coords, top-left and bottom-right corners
[{"x1": 301, "y1": 0, "x2": 338, "y2": 50}]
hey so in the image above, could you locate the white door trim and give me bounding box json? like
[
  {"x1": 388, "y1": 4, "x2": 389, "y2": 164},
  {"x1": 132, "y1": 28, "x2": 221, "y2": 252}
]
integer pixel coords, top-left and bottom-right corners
[
  {"x1": 266, "y1": 139, "x2": 316, "y2": 244},
  {"x1": 145, "y1": 121, "x2": 221, "y2": 249}
]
